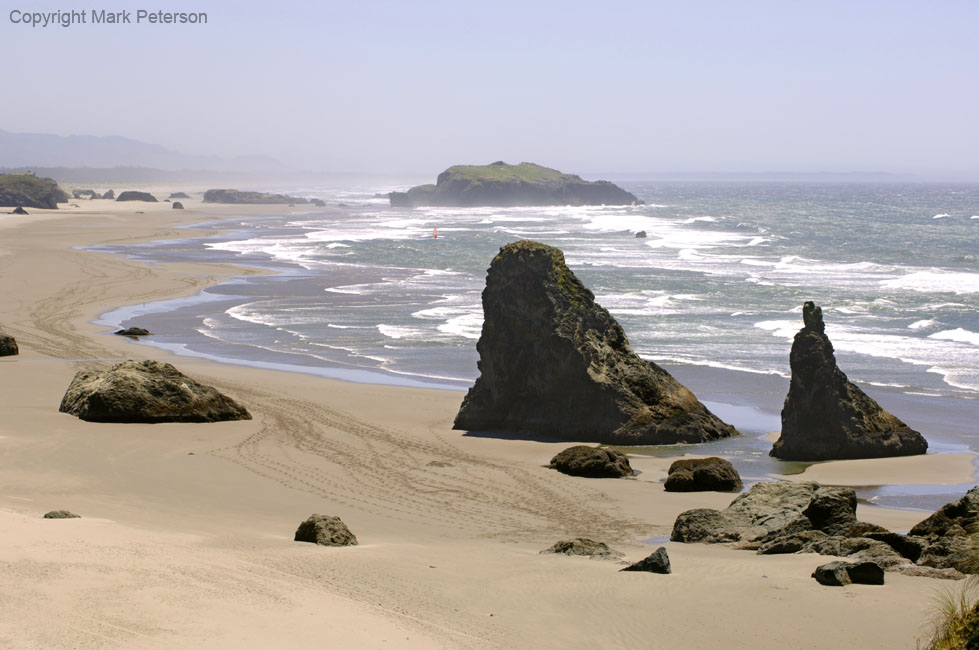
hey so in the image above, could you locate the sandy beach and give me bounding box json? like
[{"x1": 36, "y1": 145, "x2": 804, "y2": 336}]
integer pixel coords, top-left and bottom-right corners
[{"x1": 0, "y1": 196, "x2": 975, "y2": 649}]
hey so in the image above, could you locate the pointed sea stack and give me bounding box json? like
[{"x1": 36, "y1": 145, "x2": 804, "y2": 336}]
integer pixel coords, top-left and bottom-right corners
[
  {"x1": 453, "y1": 241, "x2": 737, "y2": 444},
  {"x1": 770, "y1": 302, "x2": 927, "y2": 460}
]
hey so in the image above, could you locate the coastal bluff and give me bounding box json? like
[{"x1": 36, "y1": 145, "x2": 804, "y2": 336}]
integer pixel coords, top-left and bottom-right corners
[
  {"x1": 453, "y1": 241, "x2": 738, "y2": 444},
  {"x1": 389, "y1": 162, "x2": 640, "y2": 207},
  {"x1": 771, "y1": 302, "x2": 928, "y2": 460}
]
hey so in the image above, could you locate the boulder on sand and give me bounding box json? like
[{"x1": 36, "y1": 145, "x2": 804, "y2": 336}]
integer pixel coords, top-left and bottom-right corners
[
  {"x1": 621, "y1": 547, "x2": 671, "y2": 574},
  {"x1": 549, "y1": 446, "x2": 633, "y2": 478},
  {"x1": 101, "y1": 189, "x2": 115, "y2": 200},
  {"x1": 541, "y1": 538, "x2": 622, "y2": 558},
  {"x1": 770, "y1": 302, "x2": 927, "y2": 460},
  {"x1": 11, "y1": 206, "x2": 28, "y2": 215},
  {"x1": 43, "y1": 510, "x2": 80, "y2": 519},
  {"x1": 114, "y1": 327, "x2": 151, "y2": 338},
  {"x1": 294, "y1": 514, "x2": 358, "y2": 546},
  {"x1": 58, "y1": 359, "x2": 251, "y2": 423},
  {"x1": 172, "y1": 201, "x2": 184, "y2": 209},
  {"x1": 664, "y1": 457, "x2": 743, "y2": 492},
  {"x1": 0, "y1": 331, "x2": 18, "y2": 356},
  {"x1": 812, "y1": 560, "x2": 884, "y2": 586},
  {"x1": 453, "y1": 241, "x2": 738, "y2": 445},
  {"x1": 116, "y1": 191, "x2": 158, "y2": 202}
]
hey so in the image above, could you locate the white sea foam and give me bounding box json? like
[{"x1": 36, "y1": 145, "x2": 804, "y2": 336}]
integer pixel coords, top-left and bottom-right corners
[
  {"x1": 929, "y1": 328, "x2": 979, "y2": 346},
  {"x1": 437, "y1": 313, "x2": 483, "y2": 339},
  {"x1": 881, "y1": 270, "x2": 979, "y2": 294},
  {"x1": 908, "y1": 319, "x2": 938, "y2": 330},
  {"x1": 376, "y1": 324, "x2": 427, "y2": 340},
  {"x1": 933, "y1": 213, "x2": 951, "y2": 219},
  {"x1": 681, "y1": 216, "x2": 721, "y2": 224}
]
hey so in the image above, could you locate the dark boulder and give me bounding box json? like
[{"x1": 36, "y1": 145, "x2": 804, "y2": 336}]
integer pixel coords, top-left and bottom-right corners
[
  {"x1": 43, "y1": 510, "x2": 80, "y2": 519},
  {"x1": 664, "y1": 457, "x2": 743, "y2": 492},
  {"x1": 771, "y1": 302, "x2": 927, "y2": 460},
  {"x1": 540, "y1": 538, "x2": 622, "y2": 558},
  {"x1": 453, "y1": 241, "x2": 738, "y2": 445},
  {"x1": 114, "y1": 327, "x2": 151, "y2": 338},
  {"x1": 907, "y1": 486, "x2": 979, "y2": 572},
  {"x1": 0, "y1": 332, "x2": 18, "y2": 356},
  {"x1": 635, "y1": 231, "x2": 647, "y2": 238},
  {"x1": 549, "y1": 446, "x2": 633, "y2": 478},
  {"x1": 621, "y1": 547, "x2": 671, "y2": 574},
  {"x1": 58, "y1": 360, "x2": 251, "y2": 423},
  {"x1": 671, "y1": 482, "x2": 858, "y2": 544},
  {"x1": 812, "y1": 561, "x2": 884, "y2": 586},
  {"x1": 101, "y1": 189, "x2": 115, "y2": 200},
  {"x1": 11, "y1": 206, "x2": 28, "y2": 215},
  {"x1": 116, "y1": 191, "x2": 158, "y2": 202},
  {"x1": 172, "y1": 202, "x2": 184, "y2": 209},
  {"x1": 294, "y1": 514, "x2": 358, "y2": 546}
]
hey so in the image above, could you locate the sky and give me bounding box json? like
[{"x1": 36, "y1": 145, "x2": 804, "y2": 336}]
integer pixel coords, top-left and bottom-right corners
[{"x1": 2, "y1": 0, "x2": 978, "y2": 178}]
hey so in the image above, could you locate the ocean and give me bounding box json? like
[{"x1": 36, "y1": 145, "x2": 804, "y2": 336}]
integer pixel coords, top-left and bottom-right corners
[{"x1": 92, "y1": 180, "x2": 979, "y2": 509}]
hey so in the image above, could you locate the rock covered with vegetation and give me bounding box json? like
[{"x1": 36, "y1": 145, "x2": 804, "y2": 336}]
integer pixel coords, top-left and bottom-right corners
[
  {"x1": 453, "y1": 241, "x2": 737, "y2": 445},
  {"x1": 389, "y1": 161, "x2": 641, "y2": 207},
  {"x1": 771, "y1": 302, "x2": 928, "y2": 460},
  {"x1": 203, "y1": 189, "x2": 308, "y2": 204},
  {"x1": 540, "y1": 538, "x2": 622, "y2": 559},
  {"x1": 0, "y1": 173, "x2": 68, "y2": 209},
  {"x1": 59, "y1": 360, "x2": 251, "y2": 423}
]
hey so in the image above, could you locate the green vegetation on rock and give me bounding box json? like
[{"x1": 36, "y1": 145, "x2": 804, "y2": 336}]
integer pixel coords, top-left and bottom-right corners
[
  {"x1": 0, "y1": 173, "x2": 69, "y2": 209},
  {"x1": 390, "y1": 161, "x2": 640, "y2": 208}
]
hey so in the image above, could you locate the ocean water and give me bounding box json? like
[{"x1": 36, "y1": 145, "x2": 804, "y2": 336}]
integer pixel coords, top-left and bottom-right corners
[{"x1": 93, "y1": 181, "x2": 979, "y2": 501}]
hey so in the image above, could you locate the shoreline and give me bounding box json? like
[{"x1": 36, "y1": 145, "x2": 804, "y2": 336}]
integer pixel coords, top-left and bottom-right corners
[{"x1": 0, "y1": 196, "x2": 975, "y2": 648}]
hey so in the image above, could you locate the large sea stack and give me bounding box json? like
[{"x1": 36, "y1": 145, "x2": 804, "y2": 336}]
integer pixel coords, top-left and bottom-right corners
[
  {"x1": 453, "y1": 241, "x2": 737, "y2": 444},
  {"x1": 390, "y1": 162, "x2": 640, "y2": 207},
  {"x1": 770, "y1": 302, "x2": 927, "y2": 460},
  {"x1": 0, "y1": 173, "x2": 69, "y2": 209}
]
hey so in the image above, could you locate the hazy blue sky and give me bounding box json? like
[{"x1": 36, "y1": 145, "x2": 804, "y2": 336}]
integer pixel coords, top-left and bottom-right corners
[{"x1": 3, "y1": 0, "x2": 977, "y2": 177}]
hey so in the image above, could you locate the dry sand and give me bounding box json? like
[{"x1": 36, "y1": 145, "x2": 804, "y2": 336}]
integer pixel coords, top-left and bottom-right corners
[{"x1": 0, "y1": 195, "x2": 974, "y2": 649}]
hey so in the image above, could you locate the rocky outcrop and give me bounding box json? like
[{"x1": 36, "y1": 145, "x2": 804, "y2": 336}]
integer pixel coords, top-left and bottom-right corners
[
  {"x1": 770, "y1": 302, "x2": 928, "y2": 460},
  {"x1": 43, "y1": 510, "x2": 80, "y2": 519},
  {"x1": 0, "y1": 173, "x2": 69, "y2": 209},
  {"x1": 116, "y1": 191, "x2": 158, "y2": 202},
  {"x1": 311, "y1": 198, "x2": 326, "y2": 207},
  {"x1": 101, "y1": 189, "x2": 115, "y2": 200},
  {"x1": 664, "y1": 457, "x2": 743, "y2": 492},
  {"x1": 548, "y1": 446, "x2": 633, "y2": 478},
  {"x1": 172, "y1": 201, "x2": 184, "y2": 209},
  {"x1": 812, "y1": 561, "x2": 884, "y2": 586},
  {"x1": 907, "y1": 486, "x2": 979, "y2": 572},
  {"x1": 0, "y1": 332, "x2": 18, "y2": 356},
  {"x1": 168, "y1": 192, "x2": 190, "y2": 199},
  {"x1": 11, "y1": 206, "x2": 28, "y2": 215},
  {"x1": 453, "y1": 241, "x2": 738, "y2": 445},
  {"x1": 635, "y1": 231, "x2": 647, "y2": 238},
  {"x1": 294, "y1": 514, "x2": 358, "y2": 546},
  {"x1": 540, "y1": 538, "x2": 622, "y2": 559},
  {"x1": 203, "y1": 189, "x2": 308, "y2": 204},
  {"x1": 114, "y1": 327, "x2": 151, "y2": 338},
  {"x1": 621, "y1": 547, "x2": 671, "y2": 574},
  {"x1": 72, "y1": 189, "x2": 98, "y2": 199},
  {"x1": 58, "y1": 360, "x2": 251, "y2": 423},
  {"x1": 389, "y1": 162, "x2": 641, "y2": 207}
]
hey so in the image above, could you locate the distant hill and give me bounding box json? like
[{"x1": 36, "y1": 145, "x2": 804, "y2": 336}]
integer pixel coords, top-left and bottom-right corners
[{"x1": 0, "y1": 129, "x2": 289, "y2": 173}]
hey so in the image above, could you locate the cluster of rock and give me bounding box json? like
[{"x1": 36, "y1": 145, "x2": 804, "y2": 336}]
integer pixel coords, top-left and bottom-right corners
[
  {"x1": 540, "y1": 537, "x2": 622, "y2": 559},
  {"x1": 548, "y1": 446, "x2": 633, "y2": 478},
  {"x1": 294, "y1": 514, "x2": 358, "y2": 546},
  {"x1": 59, "y1": 360, "x2": 251, "y2": 423},
  {"x1": 116, "y1": 191, "x2": 158, "y2": 202},
  {"x1": 390, "y1": 162, "x2": 641, "y2": 208},
  {"x1": 102, "y1": 189, "x2": 115, "y2": 200},
  {"x1": 453, "y1": 241, "x2": 738, "y2": 445},
  {"x1": 203, "y1": 189, "x2": 309, "y2": 205},
  {"x1": 72, "y1": 189, "x2": 99, "y2": 199},
  {"x1": 671, "y1": 481, "x2": 976, "y2": 579},
  {"x1": 771, "y1": 302, "x2": 928, "y2": 460},
  {"x1": 0, "y1": 173, "x2": 69, "y2": 209},
  {"x1": 0, "y1": 331, "x2": 18, "y2": 356},
  {"x1": 169, "y1": 192, "x2": 190, "y2": 199},
  {"x1": 664, "y1": 457, "x2": 742, "y2": 492}
]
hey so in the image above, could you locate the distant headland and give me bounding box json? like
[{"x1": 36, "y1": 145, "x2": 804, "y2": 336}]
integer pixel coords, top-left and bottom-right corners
[{"x1": 389, "y1": 162, "x2": 641, "y2": 208}]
